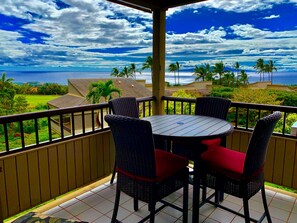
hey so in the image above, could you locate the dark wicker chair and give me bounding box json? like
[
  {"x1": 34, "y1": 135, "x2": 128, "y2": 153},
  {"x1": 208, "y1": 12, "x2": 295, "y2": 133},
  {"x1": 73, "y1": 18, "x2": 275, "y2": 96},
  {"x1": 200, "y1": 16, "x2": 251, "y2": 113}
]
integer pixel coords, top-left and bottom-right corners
[
  {"x1": 200, "y1": 111, "x2": 282, "y2": 223},
  {"x1": 171, "y1": 97, "x2": 231, "y2": 202},
  {"x1": 105, "y1": 115, "x2": 189, "y2": 223},
  {"x1": 108, "y1": 97, "x2": 139, "y2": 184},
  {"x1": 109, "y1": 97, "x2": 139, "y2": 118},
  {"x1": 172, "y1": 97, "x2": 231, "y2": 158},
  {"x1": 195, "y1": 97, "x2": 231, "y2": 148}
]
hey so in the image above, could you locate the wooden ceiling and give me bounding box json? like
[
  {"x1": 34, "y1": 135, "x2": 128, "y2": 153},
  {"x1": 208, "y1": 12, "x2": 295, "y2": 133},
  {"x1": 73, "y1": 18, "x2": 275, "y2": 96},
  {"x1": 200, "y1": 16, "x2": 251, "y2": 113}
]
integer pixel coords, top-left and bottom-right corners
[{"x1": 108, "y1": 0, "x2": 207, "y2": 12}]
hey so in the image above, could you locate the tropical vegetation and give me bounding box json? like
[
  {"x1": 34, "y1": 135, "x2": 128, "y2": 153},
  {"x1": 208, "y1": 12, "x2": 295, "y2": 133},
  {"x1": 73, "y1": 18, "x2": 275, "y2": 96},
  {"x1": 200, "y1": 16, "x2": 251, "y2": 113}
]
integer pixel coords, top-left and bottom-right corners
[
  {"x1": 110, "y1": 63, "x2": 141, "y2": 79},
  {"x1": 86, "y1": 79, "x2": 121, "y2": 103},
  {"x1": 191, "y1": 58, "x2": 276, "y2": 87},
  {"x1": 254, "y1": 58, "x2": 277, "y2": 83},
  {"x1": 168, "y1": 61, "x2": 182, "y2": 85},
  {"x1": 142, "y1": 56, "x2": 153, "y2": 75}
]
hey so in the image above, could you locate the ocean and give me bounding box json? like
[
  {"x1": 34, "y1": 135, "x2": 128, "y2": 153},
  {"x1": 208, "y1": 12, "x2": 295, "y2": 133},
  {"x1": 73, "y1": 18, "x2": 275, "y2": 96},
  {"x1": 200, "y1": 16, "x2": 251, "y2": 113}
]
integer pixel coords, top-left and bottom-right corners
[{"x1": 2, "y1": 70, "x2": 297, "y2": 86}]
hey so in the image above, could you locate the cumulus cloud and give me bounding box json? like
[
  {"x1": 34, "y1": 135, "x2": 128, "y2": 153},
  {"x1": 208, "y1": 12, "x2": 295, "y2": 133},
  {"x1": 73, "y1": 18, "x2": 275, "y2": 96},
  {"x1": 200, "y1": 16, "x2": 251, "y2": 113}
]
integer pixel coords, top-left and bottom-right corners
[
  {"x1": 263, "y1": 14, "x2": 280, "y2": 19},
  {"x1": 167, "y1": 0, "x2": 286, "y2": 16},
  {"x1": 0, "y1": 0, "x2": 154, "y2": 69},
  {"x1": 230, "y1": 24, "x2": 272, "y2": 38},
  {"x1": 0, "y1": 0, "x2": 297, "y2": 72},
  {"x1": 167, "y1": 27, "x2": 226, "y2": 45}
]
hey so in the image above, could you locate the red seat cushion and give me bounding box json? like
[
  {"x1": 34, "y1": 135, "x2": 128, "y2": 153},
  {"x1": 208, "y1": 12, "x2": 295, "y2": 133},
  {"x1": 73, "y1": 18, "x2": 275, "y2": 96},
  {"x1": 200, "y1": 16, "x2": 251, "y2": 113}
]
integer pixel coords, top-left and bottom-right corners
[
  {"x1": 201, "y1": 145, "x2": 246, "y2": 176},
  {"x1": 155, "y1": 149, "x2": 188, "y2": 181},
  {"x1": 201, "y1": 138, "x2": 221, "y2": 147},
  {"x1": 117, "y1": 149, "x2": 188, "y2": 182}
]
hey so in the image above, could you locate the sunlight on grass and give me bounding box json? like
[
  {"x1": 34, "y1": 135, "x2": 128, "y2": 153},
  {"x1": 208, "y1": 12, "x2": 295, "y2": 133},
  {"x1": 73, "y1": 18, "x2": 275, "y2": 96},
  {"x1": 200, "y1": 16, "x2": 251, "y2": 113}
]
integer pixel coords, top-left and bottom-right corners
[
  {"x1": 17, "y1": 94, "x2": 60, "y2": 107},
  {"x1": 266, "y1": 182, "x2": 297, "y2": 194}
]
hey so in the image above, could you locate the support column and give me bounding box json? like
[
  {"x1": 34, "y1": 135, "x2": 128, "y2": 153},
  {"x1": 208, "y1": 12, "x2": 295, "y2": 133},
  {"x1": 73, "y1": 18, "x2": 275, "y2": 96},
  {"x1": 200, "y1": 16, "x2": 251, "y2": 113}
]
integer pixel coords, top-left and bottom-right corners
[{"x1": 152, "y1": 9, "x2": 166, "y2": 115}]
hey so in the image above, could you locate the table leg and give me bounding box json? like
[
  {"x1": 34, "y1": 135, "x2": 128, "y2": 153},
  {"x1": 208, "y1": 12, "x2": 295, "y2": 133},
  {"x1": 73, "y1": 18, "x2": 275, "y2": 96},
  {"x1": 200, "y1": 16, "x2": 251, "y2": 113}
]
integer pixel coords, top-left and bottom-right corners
[{"x1": 192, "y1": 159, "x2": 200, "y2": 223}]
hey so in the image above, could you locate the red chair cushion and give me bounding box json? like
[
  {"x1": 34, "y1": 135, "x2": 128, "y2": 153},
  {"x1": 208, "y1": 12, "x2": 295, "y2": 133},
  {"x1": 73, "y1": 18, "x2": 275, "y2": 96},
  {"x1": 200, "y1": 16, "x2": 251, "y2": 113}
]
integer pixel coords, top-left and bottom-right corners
[
  {"x1": 201, "y1": 146, "x2": 246, "y2": 175},
  {"x1": 117, "y1": 149, "x2": 188, "y2": 182},
  {"x1": 155, "y1": 149, "x2": 188, "y2": 181},
  {"x1": 201, "y1": 138, "x2": 221, "y2": 147}
]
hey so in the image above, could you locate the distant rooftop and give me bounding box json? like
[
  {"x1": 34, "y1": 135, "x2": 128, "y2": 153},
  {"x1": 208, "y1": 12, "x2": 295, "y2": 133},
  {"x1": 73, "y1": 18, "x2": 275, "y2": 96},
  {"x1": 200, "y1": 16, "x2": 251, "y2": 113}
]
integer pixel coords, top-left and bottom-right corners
[{"x1": 48, "y1": 78, "x2": 152, "y2": 108}]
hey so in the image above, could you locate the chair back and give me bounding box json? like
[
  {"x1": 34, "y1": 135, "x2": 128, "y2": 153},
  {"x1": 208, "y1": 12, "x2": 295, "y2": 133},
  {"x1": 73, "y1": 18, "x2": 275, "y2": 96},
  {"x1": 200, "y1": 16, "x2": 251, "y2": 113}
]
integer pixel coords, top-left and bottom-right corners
[
  {"x1": 243, "y1": 111, "x2": 282, "y2": 177},
  {"x1": 109, "y1": 97, "x2": 139, "y2": 118},
  {"x1": 195, "y1": 97, "x2": 231, "y2": 120},
  {"x1": 105, "y1": 115, "x2": 156, "y2": 179}
]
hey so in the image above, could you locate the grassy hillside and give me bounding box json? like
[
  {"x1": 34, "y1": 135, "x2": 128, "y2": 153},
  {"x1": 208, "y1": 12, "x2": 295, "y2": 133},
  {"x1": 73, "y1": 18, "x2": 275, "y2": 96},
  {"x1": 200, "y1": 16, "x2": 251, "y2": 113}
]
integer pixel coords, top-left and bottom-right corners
[{"x1": 17, "y1": 94, "x2": 60, "y2": 107}]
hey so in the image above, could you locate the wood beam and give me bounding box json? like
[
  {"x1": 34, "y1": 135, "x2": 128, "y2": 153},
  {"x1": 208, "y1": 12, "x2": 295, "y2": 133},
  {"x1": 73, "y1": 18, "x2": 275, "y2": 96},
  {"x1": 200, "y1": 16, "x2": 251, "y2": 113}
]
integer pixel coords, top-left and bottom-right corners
[
  {"x1": 159, "y1": 0, "x2": 207, "y2": 9},
  {"x1": 107, "y1": 0, "x2": 153, "y2": 12},
  {"x1": 152, "y1": 9, "x2": 166, "y2": 115}
]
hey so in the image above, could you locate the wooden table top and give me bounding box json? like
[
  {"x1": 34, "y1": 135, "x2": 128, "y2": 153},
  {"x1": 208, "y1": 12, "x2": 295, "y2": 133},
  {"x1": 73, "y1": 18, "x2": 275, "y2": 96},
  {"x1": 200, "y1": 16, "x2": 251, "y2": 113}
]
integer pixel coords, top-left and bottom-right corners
[{"x1": 143, "y1": 114, "x2": 233, "y2": 141}]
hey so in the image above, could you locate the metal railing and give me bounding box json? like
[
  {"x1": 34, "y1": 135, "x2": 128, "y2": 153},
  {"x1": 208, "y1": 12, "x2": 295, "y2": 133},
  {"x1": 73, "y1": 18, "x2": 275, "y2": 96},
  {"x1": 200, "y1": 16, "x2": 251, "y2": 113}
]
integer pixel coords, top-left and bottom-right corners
[
  {"x1": 0, "y1": 96, "x2": 155, "y2": 156},
  {"x1": 161, "y1": 96, "x2": 297, "y2": 138},
  {"x1": 1, "y1": 95, "x2": 296, "y2": 156}
]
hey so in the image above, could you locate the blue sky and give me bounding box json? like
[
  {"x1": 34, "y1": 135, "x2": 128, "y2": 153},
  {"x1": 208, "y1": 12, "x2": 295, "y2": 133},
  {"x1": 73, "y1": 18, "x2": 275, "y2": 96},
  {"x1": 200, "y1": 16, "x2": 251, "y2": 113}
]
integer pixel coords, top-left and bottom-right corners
[{"x1": 0, "y1": 0, "x2": 297, "y2": 73}]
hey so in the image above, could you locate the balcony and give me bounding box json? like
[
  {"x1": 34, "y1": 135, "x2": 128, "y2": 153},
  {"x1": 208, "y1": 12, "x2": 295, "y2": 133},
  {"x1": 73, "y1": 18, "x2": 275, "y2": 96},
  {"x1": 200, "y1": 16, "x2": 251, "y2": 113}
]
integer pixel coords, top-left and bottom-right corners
[
  {"x1": 21, "y1": 176, "x2": 296, "y2": 223},
  {"x1": 1, "y1": 96, "x2": 297, "y2": 223}
]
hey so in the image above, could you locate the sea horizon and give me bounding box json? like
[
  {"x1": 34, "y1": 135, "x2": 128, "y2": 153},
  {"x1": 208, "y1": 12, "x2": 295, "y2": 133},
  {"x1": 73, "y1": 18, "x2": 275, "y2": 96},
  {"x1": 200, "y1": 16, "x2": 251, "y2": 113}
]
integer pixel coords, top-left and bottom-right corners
[{"x1": 2, "y1": 70, "x2": 297, "y2": 86}]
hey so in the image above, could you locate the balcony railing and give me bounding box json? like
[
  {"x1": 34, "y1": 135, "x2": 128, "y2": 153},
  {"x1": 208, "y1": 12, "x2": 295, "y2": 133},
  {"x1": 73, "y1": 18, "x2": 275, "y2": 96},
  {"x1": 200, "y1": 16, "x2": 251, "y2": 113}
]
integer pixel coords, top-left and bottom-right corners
[
  {"x1": 0, "y1": 97, "x2": 154, "y2": 156},
  {"x1": 0, "y1": 95, "x2": 296, "y2": 221},
  {"x1": 162, "y1": 96, "x2": 297, "y2": 137}
]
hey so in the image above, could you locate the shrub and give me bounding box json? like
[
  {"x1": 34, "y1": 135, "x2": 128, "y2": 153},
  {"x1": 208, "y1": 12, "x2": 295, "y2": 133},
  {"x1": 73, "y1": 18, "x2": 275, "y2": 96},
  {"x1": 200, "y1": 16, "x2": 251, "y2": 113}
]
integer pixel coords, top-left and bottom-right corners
[
  {"x1": 267, "y1": 90, "x2": 297, "y2": 107},
  {"x1": 166, "y1": 90, "x2": 200, "y2": 114},
  {"x1": 210, "y1": 86, "x2": 235, "y2": 99}
]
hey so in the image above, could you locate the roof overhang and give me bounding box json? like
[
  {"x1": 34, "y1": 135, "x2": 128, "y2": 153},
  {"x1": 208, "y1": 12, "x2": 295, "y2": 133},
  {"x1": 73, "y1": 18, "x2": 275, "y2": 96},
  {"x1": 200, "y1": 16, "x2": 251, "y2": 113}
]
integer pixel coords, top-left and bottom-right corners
[{"x1": 107, "y1": 0, "x2": 207, "y2": 12}]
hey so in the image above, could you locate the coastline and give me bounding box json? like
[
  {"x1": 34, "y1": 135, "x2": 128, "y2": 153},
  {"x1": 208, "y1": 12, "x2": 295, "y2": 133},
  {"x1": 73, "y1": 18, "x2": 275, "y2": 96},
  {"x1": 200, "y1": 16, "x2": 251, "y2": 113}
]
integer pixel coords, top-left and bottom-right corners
[{"x1": 2, "y1": 70, "x2": 297, "y2": 86}]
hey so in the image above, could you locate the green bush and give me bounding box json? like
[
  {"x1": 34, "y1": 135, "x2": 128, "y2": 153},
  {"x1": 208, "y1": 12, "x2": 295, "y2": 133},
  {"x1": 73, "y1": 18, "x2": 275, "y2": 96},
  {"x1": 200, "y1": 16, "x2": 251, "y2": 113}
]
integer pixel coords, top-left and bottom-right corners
[
  {"x1": 267, "y1": 90, "x2": 297, "y2": 106},
  {"x1": 210, "y1": 86, "x2": 235, "y2": 99},
  {"x1": 166, "y1": 90, "x2": 199, "y2": 114},
  {"x1": 274, "y1": 113, "x2": 297, "y2": 134},
  {"x1": 35, "y1": 103, "x2": 48, "y2": 110}
]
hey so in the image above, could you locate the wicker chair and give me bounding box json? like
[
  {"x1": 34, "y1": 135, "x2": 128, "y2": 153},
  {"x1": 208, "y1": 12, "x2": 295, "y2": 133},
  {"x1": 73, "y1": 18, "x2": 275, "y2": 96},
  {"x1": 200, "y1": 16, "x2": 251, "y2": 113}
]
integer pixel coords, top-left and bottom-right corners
[
  {"x1": 109, "y1": 97, "x2": 139, "y2": 119},
  {"x1": 200, "y1": 111, "x2": 282, "y2": 223},
  {"x1": 109, "y1": 97, "x2": 139, "y2": 184},
  {"x1": 171, "y1": 97, "x2": 231, "y2": 203},
  {"x1": 195, "y1": 97, "x2": 231, "y2": 148},
  {"x1": 105, "y1": 115, "x2": 189, "y2": 223},
  {"x1": 172, "y1": 97, "x2": 231, "y2": 158}
]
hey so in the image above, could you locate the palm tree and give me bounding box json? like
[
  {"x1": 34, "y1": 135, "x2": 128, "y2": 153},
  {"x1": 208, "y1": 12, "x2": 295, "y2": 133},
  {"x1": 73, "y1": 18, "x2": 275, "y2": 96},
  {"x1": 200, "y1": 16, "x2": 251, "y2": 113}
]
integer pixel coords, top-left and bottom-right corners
[
  {"x1": 142, "y1": 56, "x2": 153, "y2": 75},
  {"x1": 120, "y1": 66, "x2": 131, "y2": 78},
  {"x1": 168, "y1": 63, "x2": 178, "y2": 85},
  {"x1": 0, "y1": 73, "x2": 15, "y2": 112},
  {"x1": 263, "y1": 63, "x2": 270, "y2": 82},
  {"x1": 222, "y1": 71, "x2": 235, "y2": 87},
  {"x1": 193, "y1": 65, "x2": 204, "y2": 81},
  {"x1": 213, "y1": 61, "x2": 225, "y2": 85},
  {"x1": 233, "y1": 62, "x2": 240, "y2": 82},
  {"x1": 267, "y1": 60, "x2": 277, "y2": 84},
  {"x1": 239, "y1": 70, "x2": 249, "y2": 86},
  {"x1": 193, "y1": 64, "x2": 210, "y2": 81},
  {"x1": 129, "y1": 63, "x2": 141, "y2": 79},
  {"x1": 254, "y1": 58, "x2": 264, "y2": 82},
  {"x1": 86, "y1": 80, "x2": 121, "y2": 103},
  {"x1": 175, "y1": 62, "x2": 181, "y2": 85},
  {"x1": 110, "y1": 68, "x2": 120, "y2": 77},
  {"x1": 204, "y1": 63, "x2": 213, "y2": 81},
  {"x1": 0, "y1": 73, "x2": 14, "y2": 91}
]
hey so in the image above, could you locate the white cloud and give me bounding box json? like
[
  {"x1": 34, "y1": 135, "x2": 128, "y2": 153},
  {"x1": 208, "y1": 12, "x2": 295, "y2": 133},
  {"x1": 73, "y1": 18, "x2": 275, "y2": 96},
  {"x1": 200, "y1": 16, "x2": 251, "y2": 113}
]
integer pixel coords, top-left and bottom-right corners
[
  {"x1": 167, "y1": 0, "x2": 287, "y2": 16},
  {"x1": 263, "y1": 14, "x2": 280, "y2": 19},
  {"x1": 1, "y1": 0, "x2": 297, "y2": 73},
  {"x1": 230, "y1": 24, "x2": 272, "y2": 38},
  {"x1": 0, "y1": 0, "x2": 58, "y2": 20}
]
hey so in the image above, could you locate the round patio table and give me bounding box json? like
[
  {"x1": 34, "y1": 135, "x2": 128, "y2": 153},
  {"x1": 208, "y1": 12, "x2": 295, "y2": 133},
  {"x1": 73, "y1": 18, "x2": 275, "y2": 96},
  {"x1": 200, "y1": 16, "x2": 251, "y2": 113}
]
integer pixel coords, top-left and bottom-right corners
[{"x1": 143, "y1": 114, "x2": 233, "y2": 223}]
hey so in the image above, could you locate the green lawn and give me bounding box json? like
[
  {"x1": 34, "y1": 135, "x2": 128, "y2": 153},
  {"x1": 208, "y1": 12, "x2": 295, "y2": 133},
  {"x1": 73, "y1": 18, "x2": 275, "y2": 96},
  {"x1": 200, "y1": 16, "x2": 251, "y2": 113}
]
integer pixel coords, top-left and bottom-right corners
[{"x1": 17, "y1": 94, "x2": 60, "y2": 107}]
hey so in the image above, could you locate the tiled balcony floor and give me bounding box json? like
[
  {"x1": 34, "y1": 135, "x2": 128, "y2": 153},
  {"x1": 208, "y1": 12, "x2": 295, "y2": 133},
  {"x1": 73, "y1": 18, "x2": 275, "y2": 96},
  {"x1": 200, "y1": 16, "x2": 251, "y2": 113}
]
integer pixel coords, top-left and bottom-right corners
[{"x1": 36, "y1": 177, "x2": 297, "y2": 223}]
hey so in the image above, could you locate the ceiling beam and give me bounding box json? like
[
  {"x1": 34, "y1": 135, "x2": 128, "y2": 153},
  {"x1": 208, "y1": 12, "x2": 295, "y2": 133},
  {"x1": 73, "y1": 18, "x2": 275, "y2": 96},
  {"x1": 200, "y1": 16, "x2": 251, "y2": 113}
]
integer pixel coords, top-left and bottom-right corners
[
  {"x1": 107, "y1": 0, "x2": 153, "y2": 12},
  {"x1": 159, "y1": 0, "x2": 207, "y2": 9},
  {"x1": 108, "y1": 0, "x2": 208, "y2": 11}
]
